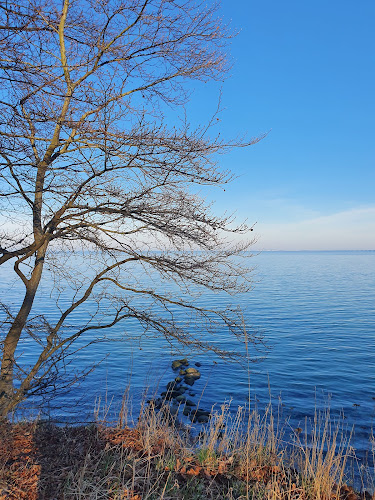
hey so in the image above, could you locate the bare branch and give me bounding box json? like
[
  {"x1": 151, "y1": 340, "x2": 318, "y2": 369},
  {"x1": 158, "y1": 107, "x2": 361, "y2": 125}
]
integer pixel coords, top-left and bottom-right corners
[{"x1": 0, "y1": 0, "x2": 262, "y2": 418}]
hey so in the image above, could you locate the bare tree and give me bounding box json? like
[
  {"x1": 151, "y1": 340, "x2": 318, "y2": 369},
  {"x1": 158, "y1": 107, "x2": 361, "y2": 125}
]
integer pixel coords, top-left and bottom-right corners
[{"x1": 0, "y1": 0, "x2": 261, "y2": 418}]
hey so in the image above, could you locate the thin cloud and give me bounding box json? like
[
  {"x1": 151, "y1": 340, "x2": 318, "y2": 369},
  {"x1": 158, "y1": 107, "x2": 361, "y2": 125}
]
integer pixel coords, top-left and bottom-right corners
[{"x1": 253, "y1": 206, "x2": 375, "y2": 251}]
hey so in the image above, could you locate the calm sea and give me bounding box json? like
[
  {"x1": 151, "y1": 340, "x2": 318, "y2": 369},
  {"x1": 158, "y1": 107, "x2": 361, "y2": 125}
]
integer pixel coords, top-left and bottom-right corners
[{"x1": 1, "y1": 251, "x2": 375, "y2": 467}]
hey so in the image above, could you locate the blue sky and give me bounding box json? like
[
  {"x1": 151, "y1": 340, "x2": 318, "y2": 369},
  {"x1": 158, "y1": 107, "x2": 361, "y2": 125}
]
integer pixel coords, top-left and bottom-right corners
[{"x1": 189, "y1": 0, "x2": 375, "y2": 250}]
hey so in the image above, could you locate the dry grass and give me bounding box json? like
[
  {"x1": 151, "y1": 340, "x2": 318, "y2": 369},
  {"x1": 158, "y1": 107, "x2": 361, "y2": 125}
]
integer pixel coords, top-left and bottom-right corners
[{"x1": 0, "y1": 395, "x2": 373, "y2": 500}]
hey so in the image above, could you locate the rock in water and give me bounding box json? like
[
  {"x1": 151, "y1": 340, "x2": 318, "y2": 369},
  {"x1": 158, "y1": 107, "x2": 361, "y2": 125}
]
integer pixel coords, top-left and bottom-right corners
[
  {"x1": 183, "y1": 367, "x2": 200, "y2": 385},
  {"x1": 172, "y1": 358, "x2": 189, "y2": 370},
  {"x1": 197, "y1": 415, "x2": 209, "y2": 423},
  {"x1": 184, "y1": 399, "x2": 195, "y2": 407},
  {"x1": 166, "y1": 381, "x2": 177, "y2": 390},
  {"x1": 170, "y1": 405, "x2": 179, "y2": 415},
  {"x1": 185, "y1": 368, "x2": 200, "y2": 378},
  {"x1": 195, "y1": 410, "x2": 210, "y2": 417},
  {"x1": 161, "y1": 390, "x2": 181, "y2": 400},
  {"x1": 176, "y1": 395, "x2": 187, "y2": 402}
]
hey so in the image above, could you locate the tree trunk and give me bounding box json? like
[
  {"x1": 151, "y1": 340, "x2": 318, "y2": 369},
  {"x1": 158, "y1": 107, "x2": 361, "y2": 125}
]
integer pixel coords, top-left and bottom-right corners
[{"x1": 0, "y1": 245, "x2": 47, "y2": 418}]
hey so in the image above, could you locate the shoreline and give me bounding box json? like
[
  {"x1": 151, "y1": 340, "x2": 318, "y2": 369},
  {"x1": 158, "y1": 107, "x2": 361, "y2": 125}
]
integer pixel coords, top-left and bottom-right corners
[{"x1": 1, "y1": 400, "x2": 374, "y2": 499}]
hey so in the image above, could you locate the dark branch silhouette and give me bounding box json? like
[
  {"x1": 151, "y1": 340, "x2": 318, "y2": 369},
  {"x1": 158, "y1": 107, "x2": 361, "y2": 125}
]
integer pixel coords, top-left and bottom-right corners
[{"x1": 0, "y1": 0, "x2": 262, "y2": 418}]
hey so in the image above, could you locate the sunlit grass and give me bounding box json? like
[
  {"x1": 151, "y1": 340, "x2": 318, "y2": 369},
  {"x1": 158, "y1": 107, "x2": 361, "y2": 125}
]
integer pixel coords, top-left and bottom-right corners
[{"x1": 1, "y1": 389, "x2": 371, "y2": 499}]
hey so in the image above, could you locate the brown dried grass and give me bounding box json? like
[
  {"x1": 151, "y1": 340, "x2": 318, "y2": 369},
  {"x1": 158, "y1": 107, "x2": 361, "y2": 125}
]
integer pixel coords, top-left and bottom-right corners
[{"x1": 0, "y1": 396, "x2": 372, "y2": 499}]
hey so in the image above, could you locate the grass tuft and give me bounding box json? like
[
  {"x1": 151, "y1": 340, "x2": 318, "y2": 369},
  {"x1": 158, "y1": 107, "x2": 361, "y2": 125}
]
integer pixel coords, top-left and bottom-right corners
[{"x1": 0, "y1": 394, "x2": 373, "y2": 499}]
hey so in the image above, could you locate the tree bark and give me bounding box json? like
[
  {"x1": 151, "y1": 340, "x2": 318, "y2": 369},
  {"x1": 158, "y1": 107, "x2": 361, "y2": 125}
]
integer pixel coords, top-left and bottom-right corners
[{"x1": 0, "y1": 244, "x2": 47, "y2": 418}]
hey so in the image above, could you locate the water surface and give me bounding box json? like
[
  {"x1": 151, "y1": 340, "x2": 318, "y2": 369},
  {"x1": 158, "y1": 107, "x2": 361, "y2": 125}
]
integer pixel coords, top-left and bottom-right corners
[{"x1": 1, "y1": 251, "x2": 374, "y2": 467}]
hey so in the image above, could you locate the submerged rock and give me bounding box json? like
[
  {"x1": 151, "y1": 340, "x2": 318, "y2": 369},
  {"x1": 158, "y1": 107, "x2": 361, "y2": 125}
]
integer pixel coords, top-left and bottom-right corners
[
  {"x1": 184, "y1": 399, "x2": 195, "y2": 407},
  {"x1": 147, "y1": 397, "x2": 163, "y2": 409},
  {"x1": 175, "y1": 395, "x2": 187, "y2": 402},
  {"x1": 189, "y1": 410, "x2": 209, "y2": 424},
  {"x1": 195, "y1": 409, "x2": 210, "y2": 417},
  {"x1": 172, "y1": 358, "x2": 189, "y2": 370},
  {"x1": 184, "y1": 377, "x2": 195, "y2": 386},
  {"x1": 197, "y1": 415, "x2": 209, "y2": 423},
  {"x1": 161, "y1": 390, "x2": 181, "y2": 400},
  {"x1": 170, "y1": 405, "x2": 179, "y2": 415},
  {"x1": 166, "y1": 381, "x2": 178, "y2": 391}
]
